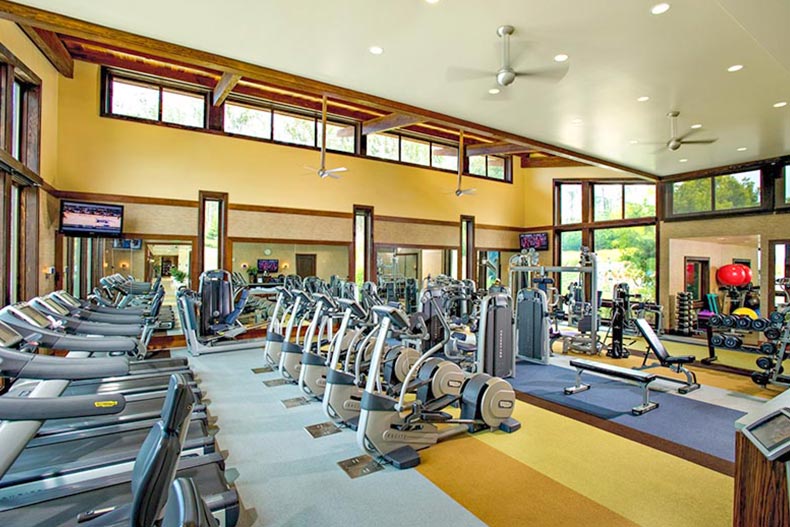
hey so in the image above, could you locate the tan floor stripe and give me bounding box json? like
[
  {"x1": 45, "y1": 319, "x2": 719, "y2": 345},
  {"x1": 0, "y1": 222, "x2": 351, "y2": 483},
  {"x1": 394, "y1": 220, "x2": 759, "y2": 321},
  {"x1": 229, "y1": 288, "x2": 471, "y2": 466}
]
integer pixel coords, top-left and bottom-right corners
[{"x1": 416, "y1": 435, "x2": 639, "y2": 527}]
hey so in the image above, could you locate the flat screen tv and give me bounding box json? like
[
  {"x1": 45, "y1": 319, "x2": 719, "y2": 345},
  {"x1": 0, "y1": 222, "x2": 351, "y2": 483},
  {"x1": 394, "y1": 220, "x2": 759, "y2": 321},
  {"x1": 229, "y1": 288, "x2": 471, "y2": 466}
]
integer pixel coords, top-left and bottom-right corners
[
  {"x1": 257, "y1": 259, "x2": 279, "y2": 273},
  {"x1": 519, "y1": 232, "x2": 549, "y2": 251},
  {"x1": 60, "y1": 200, "x2": 123, "y2": 237},
  {"x1": 112, "y1": 238, "x2": 142, "y2": 250}
]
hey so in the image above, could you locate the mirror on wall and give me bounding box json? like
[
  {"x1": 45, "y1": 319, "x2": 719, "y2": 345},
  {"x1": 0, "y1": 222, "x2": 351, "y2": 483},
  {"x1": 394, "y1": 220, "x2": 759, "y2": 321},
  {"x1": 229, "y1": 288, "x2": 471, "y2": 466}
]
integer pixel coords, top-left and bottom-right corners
[
  {"x1": 376, "y1": 247, "x2": 458, "y2": 283},
  {"x1": 231, "y1": 241, "x2": 350, "y2": 284},
  {"x1": 477, "y1": 250, "x2": 520, "y2": 290}
]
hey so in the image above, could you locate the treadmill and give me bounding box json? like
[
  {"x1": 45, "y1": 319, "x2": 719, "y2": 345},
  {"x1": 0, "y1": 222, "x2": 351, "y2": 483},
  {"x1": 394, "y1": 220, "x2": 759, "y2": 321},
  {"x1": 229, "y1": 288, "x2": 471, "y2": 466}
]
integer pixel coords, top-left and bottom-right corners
[
  {"x1": 0, "y1": 375, "x2": 238, "y2": 527},
  {"x1": 0, "y1": 303, "x2": 189, "y2": 371},
  {"x1": 0, "y1": 319, "x2": 199, "y2": 399},
  {"x1": 0, "y1": 347, "x2": 214, "y2": 492}
]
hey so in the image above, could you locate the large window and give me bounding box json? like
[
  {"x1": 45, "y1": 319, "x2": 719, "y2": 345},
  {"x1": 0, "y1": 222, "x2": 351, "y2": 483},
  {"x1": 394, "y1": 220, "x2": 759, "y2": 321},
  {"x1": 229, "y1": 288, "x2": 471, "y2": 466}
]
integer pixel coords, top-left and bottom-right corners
[
  {"x1": 559, "y1": 183, "x2": 582, "y2": 224},
  {"x1": 109, "y1": 76, "x2": 206, "y2": 128},
  {"x1": 224, "y1": 101, "x2": 272, "y2": 139},
  {"x1": 555, "y1": 180, "x2": 658, "y2": 301},
  {"x1": 273, "y1": 110, "x2": 315, "y2": 147},
  {"x1": 432, "y1": 144, "x2": 458, "y2": 171},
  {"x1": 198, "y1": 191, "x2": 228, "y2": 273},
  {"x1": 594, "y1": 225, "x2": 656, "y2": 300},
  {"x1": 354, "y1": 205, "x2": 374, "y2": 285},
  {"x1": 671, "y1": 169, "x2": 762, "y2": 216},
  {"x1": 367, "y1": 133, "x2": 399, "y2": 161}
]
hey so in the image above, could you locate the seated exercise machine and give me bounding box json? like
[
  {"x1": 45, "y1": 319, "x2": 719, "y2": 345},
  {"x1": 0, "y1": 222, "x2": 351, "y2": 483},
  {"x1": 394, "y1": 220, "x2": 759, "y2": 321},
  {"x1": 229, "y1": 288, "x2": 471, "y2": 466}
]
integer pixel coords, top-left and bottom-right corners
[{"x1": 633, "y1": 318, "x2": 700, "y2": 394}]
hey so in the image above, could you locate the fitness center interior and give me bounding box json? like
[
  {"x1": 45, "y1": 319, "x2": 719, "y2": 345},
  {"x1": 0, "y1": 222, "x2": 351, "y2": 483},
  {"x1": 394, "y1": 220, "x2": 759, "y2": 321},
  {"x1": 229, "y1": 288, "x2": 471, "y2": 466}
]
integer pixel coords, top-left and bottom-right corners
[{"x1": 0, "y1": 1, "x2": 787, "y2": 526}]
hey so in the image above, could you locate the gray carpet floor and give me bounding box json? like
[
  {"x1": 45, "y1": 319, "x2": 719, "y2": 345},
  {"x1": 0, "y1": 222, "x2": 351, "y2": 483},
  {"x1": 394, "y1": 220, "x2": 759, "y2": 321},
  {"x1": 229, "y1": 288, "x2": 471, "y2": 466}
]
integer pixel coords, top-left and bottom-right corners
[{"x1": 180, "y1": 347, "x2": 485, "y2": 527}]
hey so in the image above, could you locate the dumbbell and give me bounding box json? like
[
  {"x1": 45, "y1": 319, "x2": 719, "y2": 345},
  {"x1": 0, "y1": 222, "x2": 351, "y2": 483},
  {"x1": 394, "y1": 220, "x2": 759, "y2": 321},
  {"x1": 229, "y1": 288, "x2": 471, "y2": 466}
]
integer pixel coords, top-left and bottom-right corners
[
  {"x1": 709, "y1": 314, "x2": 723, "y2": 327},
  {"x1": 724, "y1": 335, "x2": 742, "y2": 349},
  {"x1": 760, "y1": 342, "x2": 777, "y2": 355},
  {"x1": 756, "y1": 356, "x2": 776, "y2": 370},
  {"x1": 736, "y1": 316, "x2": 752, "y2": 330},
  {"x1": 751, "y1": 318, "x2": 770, "y2": 332},
  {"x1": 710, "y1": 333, "x2": 725, "y2": 347},
  {"x1": 770, "y1": 311, "x2": 785, "y2": 325},
  {"x1": 721, "y1": 315, "x2": 736, "y2": 328},
  {"x1": 765, "y1": 327, "x2": 782, "y2": 341},
  {"x1": 751, "y1": 371, "x2": 769, "y2": 386}
]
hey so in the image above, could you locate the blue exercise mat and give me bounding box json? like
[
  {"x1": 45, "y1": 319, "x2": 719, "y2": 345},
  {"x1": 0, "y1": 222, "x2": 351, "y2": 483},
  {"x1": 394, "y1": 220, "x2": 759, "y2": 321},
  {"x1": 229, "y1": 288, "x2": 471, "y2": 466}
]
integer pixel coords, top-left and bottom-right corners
[{"x1": 512, "y1": 363, "x2": 745, "y2": 462}]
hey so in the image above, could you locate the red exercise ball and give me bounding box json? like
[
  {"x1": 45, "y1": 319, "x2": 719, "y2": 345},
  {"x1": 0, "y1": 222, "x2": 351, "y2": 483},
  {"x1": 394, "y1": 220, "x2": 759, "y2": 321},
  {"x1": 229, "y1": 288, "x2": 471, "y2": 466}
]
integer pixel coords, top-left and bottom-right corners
[{"x1": 716, "y1": 263, "x2": 752, "y2": 287}]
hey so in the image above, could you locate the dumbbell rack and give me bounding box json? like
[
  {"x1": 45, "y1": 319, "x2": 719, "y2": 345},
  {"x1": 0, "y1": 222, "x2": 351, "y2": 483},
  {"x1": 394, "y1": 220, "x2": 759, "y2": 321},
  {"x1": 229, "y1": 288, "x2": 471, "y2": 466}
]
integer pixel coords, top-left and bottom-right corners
[
  {"x1": 704, "y1": 311, "x2": 790, "y2": 387},
  {"x1": 674, "y1": 292, "x2": 694, "y2": 336}
]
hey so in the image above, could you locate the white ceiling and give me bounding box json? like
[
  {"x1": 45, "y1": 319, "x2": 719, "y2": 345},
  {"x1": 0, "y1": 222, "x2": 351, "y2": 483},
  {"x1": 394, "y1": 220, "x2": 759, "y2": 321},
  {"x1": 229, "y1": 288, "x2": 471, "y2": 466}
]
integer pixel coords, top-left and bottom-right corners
[{"x1": 16, "y1": 0, "x2": 790, "y2": 176}]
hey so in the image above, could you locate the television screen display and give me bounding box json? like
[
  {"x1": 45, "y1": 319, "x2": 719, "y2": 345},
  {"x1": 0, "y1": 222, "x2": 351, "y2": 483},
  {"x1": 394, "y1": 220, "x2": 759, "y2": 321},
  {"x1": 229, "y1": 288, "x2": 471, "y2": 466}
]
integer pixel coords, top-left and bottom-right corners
[
  {"x1": 257, "y1": 259, "x2": 279, "y2": 273},
  {"x1": 112, "y1": 239, "x2": 142, "y2": 250},
  {"x1": 519, "y1": 232, "x2": 549, "y2": 251},
  {"x1": 60, "y1": 200, "x2": 123, "y2": 237}
]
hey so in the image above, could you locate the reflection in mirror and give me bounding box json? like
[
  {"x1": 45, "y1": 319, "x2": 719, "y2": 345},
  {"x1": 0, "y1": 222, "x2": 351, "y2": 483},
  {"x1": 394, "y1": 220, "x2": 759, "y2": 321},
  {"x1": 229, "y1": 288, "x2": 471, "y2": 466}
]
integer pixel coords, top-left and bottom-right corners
[{"x1": 231, "y1": 242, "x2": 349, "y2": 284}]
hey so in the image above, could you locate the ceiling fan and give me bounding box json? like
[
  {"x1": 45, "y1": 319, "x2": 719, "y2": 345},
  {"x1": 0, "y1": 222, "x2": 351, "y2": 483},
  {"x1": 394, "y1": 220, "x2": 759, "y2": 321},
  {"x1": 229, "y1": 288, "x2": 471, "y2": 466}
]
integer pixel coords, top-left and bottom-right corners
[
  {"x1": 659, "y1": 111, "x2": 717, "y2": 151},
  {"x1": 303, "y1": 95, "x2": 347, "y2": 179},
  {"x1": 452, "y1": 131, "x2": 475, "y2": 197},
  {"x1": 446, "y1": 25, "x2": 569, "y2": 93}
]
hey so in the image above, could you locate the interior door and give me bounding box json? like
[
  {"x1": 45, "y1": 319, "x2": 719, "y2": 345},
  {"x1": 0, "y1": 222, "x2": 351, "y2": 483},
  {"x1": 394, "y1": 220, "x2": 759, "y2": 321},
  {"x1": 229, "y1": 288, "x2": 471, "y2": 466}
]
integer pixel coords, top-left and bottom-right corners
[{"x1": 296, "y1": 253, "x2": 317, "y2": 277}]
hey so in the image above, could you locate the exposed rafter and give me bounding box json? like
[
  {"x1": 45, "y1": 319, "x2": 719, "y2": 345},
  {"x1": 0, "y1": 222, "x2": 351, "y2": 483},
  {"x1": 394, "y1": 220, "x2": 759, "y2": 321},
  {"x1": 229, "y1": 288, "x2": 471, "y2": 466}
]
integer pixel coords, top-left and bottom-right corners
[
  {"x1": 18, "y1": 24, "x2": 73, "y2": 77},
  {"x1": 212, "y1": 72, "x2": 241, "y2": 106},
  {"x1": 362, "y1": 113, "x2": 425, "y2": 136},
  {"x1": 0, "y1": 0, "x2": 658, "y2": 178},
  {"x1": 520, "y1": 154, "x2": 589, "y2": 169},
  {"x1": 466, "y1": 141, "x2": 537, "y2": 157}
]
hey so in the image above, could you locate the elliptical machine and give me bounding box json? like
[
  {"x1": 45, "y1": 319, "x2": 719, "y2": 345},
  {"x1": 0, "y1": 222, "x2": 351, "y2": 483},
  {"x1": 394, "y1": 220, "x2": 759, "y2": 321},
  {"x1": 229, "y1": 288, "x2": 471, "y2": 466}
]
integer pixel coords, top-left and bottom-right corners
[{"x1": 356, "y1": 302, "x2": 521, "y2": 469}]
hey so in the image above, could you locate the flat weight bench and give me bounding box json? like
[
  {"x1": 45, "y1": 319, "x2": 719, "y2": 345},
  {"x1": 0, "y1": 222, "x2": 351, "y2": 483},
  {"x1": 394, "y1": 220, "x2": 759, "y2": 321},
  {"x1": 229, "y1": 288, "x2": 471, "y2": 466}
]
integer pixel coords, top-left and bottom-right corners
[{"x1": 565, "y1": 358, "x2": 659, "y2": 415}]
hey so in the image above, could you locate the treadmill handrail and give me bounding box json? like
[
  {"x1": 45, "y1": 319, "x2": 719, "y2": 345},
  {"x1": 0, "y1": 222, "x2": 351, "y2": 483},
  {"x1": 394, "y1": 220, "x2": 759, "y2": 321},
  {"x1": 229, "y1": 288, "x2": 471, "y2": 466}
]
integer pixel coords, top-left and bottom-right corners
[
  {"x1": 0, "y1": 392, "x2": 126, "y2": 421},
  {"x1": 0, "y1": 347, "x2": 130, "y2": 380}
]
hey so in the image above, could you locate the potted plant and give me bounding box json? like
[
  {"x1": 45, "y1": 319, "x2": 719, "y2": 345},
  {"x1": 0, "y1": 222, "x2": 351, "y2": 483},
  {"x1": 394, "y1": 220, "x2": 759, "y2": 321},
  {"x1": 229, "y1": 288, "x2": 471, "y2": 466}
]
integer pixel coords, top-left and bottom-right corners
[{"x1": 171, "y1": 268, "x2": 187, "y2": 288}]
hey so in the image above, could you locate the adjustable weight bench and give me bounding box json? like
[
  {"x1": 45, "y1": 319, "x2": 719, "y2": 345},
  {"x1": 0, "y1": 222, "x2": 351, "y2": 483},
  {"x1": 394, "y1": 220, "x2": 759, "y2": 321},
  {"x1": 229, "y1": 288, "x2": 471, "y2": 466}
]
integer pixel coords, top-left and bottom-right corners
[
  {"x1": 565, "y1": 358, "x2": 659, "y2": 415},
  {"x1": 633, "y1": 318, "x2": 700, "y2": 394}
]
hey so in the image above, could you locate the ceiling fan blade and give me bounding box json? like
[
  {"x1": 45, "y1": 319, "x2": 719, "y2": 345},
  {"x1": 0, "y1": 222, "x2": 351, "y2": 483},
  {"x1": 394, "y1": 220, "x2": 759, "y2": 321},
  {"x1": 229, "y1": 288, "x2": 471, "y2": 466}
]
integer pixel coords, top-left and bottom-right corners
[
  {"x1": 675, "y1": 129, "x2": 701, "y2": 142},
  {"x1": 303, "y1": 166, "x2": 318, "y2": 172},
  {"x1": 324, "y1": 167, "x2": 348, "y2": 174},
  {"x1": 514, "y1": 64, "x2": 570, "y2": 83},
  {"x1": 679, "y1": 139, "x2": 717, "y2": 145},
  {"x1": 446, "y1": 66, "x2": 492, "y2": 82},
  {"x1": 458, "y1": 188, "x2": 477, "y2": 196},
  {"x1": 323, "y1": 173, "x2": 342, "y2": 180}
]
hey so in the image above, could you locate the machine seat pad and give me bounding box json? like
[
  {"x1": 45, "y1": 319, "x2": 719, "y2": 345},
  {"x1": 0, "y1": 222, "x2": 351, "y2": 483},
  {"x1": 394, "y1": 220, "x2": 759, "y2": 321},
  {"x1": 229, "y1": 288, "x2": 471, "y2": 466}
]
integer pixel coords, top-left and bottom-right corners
[
  {"x1": 570, "y1": 359, "x2": 656, "y2": 383},
  {"x1": 664, "y1": 355, "x2": 696, "y2": 365}
]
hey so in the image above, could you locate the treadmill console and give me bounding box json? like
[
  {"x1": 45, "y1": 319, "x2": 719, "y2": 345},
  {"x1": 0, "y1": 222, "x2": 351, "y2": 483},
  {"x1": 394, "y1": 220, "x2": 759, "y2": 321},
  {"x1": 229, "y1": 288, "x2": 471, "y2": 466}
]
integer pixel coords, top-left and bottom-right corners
[
  {"x1": 10, "y1": 303, "x2": 55, "y2": 329},
  {"x1": 0, "y1": 320, "x2": 23, "y2": 348},
  {"x1": 743, "y1": 407, "x2": 790, "y2": 461}
]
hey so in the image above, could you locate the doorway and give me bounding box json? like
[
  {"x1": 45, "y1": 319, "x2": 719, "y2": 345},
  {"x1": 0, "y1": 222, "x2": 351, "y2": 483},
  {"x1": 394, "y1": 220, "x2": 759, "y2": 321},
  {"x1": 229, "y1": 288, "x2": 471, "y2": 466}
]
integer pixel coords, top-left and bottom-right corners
[
  {"x1": 684, "y1": 257, "x2": 709, "y2": 302},
  {"x1": 296, "y1": 254, "x2": 317, "y2": 277}
]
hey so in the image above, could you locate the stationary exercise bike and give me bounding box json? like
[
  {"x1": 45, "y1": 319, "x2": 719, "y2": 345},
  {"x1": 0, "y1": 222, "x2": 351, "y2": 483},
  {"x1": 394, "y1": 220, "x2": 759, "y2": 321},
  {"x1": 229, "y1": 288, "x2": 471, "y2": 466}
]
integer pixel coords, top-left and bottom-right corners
[{"x1": 356, "y1": 302, "x2": 521, "y2": 469}]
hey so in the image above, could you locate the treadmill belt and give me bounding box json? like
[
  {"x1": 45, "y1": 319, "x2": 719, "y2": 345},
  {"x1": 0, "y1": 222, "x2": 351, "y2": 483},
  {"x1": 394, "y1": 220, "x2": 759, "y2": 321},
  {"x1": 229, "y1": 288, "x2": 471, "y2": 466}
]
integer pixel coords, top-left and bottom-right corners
[
  {"x1": 37, "y1": 397, "x2": 206, "y2": 437},
  {"x1": 2, "y1": 420, "x2": 211, "y2": 488},
  {"x1": 128, "y1": 358, "x2": 189, "y2": 374},
  {"x1": 63, "y1": 373, "x2": 197, "y2": 397}
]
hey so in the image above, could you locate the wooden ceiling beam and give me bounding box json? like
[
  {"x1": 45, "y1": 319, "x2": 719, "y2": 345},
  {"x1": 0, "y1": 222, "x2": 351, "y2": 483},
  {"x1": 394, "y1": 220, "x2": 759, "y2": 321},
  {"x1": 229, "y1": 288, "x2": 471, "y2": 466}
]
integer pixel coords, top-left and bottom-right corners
[
  {"x1": 0, "y1": 0, "x2": 658, "y2": 179},
  {"x1": 18, "y1": 24, "x2": 73, "y2": 77},
  {"x1": 466, "y1": 141, "x2": 537, "y2": 157},
  {"x1": 212, "y1": 72, "x2": 241, "y2": 106},
  {"x1": 362, "y1": 113, "x2": 425, "y2": 135},
  {"x1": 520, "y1": 154, "x2": 589, "y2": 169}
]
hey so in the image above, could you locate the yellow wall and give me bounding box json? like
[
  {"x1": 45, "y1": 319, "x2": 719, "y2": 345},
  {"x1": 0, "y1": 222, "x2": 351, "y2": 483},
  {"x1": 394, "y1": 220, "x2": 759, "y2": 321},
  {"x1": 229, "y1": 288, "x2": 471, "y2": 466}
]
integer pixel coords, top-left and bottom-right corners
[{"x1": 58, "y1": 61, "x2": 524, "y2": 227}]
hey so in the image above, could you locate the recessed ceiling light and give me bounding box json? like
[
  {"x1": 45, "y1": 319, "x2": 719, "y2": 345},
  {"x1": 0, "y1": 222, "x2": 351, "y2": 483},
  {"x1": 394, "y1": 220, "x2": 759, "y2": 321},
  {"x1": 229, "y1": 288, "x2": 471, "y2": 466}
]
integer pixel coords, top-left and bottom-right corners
[
  {"x1": 554, "y1": 54, "x2": 569, "y2": 63},
  {"x1": 488, "y1": 88, "x2": 500, "y2": 95},
  {"x1": 774, "y1": 101, "x2": 788, "y2": 108},
  {"x1": 629, "y1": 140, "x2": 639, "y2": 144},
  {"x1": 679, "y1": 158, "x2": 688, "y2": 163},
  {"x1": 727, "y1": 64, "x2": 743, "y2": 72},
  {"x1": 690, "y1": 123, "x2": 702, "y2": 129},
  {"x1": 572, "y1": 118, "x2": 583, "y2": 125},
  {"x1": 651, "y1": 3, "x2": 670, "y2": 15},
  {"x1": 737, "y1": 147, "x2": 747, "y2": 151},
  {"x1": 637, "y1": 96, "x2": 650, "y2": 102},
  {"x1": 369, "y1": 46, "x2": 384, "y2": 55},
  {"x1": 425, "y1": 0, "x2": 440, "y2": 3}
]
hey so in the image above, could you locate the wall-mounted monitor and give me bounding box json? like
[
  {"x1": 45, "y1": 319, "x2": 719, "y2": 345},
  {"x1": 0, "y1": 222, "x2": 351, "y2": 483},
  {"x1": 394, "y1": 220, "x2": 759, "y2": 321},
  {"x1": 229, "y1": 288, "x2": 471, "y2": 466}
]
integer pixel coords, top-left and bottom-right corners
[
  {"x1": 257, "y1": 259, "x2": 279, "y2": 273},
  {"x1": 60, "y1": 200, "x2": 124, "y2": 238},
  {"x1": 519, "y1": 232, "x2": 549, "y2": 251}
]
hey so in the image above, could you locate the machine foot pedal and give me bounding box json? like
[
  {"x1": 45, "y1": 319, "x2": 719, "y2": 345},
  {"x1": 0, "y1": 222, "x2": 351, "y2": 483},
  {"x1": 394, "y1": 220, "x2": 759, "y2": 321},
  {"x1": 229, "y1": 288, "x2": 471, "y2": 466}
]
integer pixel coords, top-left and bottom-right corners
[
  {"x1": 346, "y1": 416, "x2": 360, "y2": 431},
  {"x1": 384, "y1": 446, "x2": 421, "y2": 469},
  {"x1": 499, "y1": 418, "x2": 521, "y2": 433}
]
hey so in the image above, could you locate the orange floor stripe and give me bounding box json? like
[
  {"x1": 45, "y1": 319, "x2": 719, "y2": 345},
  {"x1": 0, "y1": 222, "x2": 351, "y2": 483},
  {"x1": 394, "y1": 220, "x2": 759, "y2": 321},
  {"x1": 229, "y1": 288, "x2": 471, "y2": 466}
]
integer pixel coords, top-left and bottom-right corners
[{"x1": 416, "y1": 435, "x2": 639, "y2": 527}]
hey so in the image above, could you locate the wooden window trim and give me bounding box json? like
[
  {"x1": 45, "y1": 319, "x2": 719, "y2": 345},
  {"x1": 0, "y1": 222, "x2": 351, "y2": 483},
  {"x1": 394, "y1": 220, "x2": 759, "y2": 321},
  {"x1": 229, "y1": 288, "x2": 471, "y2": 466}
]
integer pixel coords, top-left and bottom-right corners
[{"x1": 353, "y1": 205, "x2": 374, "y2": 282}]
